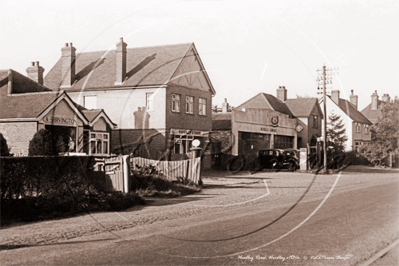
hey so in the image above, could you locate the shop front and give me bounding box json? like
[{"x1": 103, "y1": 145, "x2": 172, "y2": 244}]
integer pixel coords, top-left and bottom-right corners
[
  {"x1": 170, "y1": 128, "x2": 209, "y2": 155},
  {"x1": 232, "y1": 108, "x2": 297, "y2": 157}
]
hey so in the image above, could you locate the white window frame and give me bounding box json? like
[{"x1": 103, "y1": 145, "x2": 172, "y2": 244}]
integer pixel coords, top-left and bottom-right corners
[
  {"x1": 146, "y1": 92, "x2": 154, "y2": 111},
  {"x1": 186, "y1": 96, "x2": 194, "y2": 114},
  {"x1": 172, "y1": 94, "x2": 180, "y2": 113},
  {"x1": 355, "y1": 123, "x2": 361, "y2": 132},
  {"x1": 199, "y1": 97, "x2": 207, "y2": 116},
  {"x1": 89, "y1": 132, "x2": 109, "y2": 156},
  {"x1": 364, "y1": 125, "x2": 369, "y2": 134}
]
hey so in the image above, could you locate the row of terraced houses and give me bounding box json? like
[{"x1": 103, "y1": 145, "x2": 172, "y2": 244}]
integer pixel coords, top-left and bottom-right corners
[{"x1": 0, "y1": 39, "x2": 389, "y2": 168}]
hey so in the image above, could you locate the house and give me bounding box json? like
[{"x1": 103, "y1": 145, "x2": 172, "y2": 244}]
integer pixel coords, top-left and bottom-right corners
[
  {"x1": 0, "y1": 68, "x2": 115, "y2": 156},
  {"x1": 212, "y1": 92, "x2": 298, "y2": 160},
  {"x1": 319, "y1": 90, "x2": 372, "y2": 151},
  {"x1": 361, "y1": 90, "x2": 392, "y2": 124},
  {"x1": 278, "y1": 86, "x2": 323, "y2": 150},
  {"x1": 44, "y1": 39, "x2": 216, "y2": 160}
]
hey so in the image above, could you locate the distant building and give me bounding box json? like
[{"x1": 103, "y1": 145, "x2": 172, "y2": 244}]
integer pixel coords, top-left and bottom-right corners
[
  {"x1": 361, "y1": 90, "x2": 392, "y2": 124},
  {"x1": 44, "y1": 40, "x2": 216, "y2": 160},
  {"x1": 319, "y1": 90, "x2": 372, "y2": 151},
  {"x1": 212, "y1": 91, "x2": 298, "y2": 159}
]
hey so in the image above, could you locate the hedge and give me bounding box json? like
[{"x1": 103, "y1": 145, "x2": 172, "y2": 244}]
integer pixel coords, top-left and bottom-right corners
[{"x1": 1, "y1": 156, "x2": 144, "y2": 224}]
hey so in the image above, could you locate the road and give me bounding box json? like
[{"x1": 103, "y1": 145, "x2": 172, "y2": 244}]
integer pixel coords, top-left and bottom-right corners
[{"x1": 2, "y1": 166, "x2": 398, "y2": 265}]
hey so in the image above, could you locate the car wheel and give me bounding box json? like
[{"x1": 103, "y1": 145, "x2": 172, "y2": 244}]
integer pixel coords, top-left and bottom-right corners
[{"x1": 270, "y1": 160, "x2": 279, "y2": 171}]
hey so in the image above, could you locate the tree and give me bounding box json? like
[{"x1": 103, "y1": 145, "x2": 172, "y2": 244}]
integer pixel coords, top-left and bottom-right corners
[
  {"x1": 28, "y1": 129, "x2": 56, "y2": 156},
  {"x1": 326, "y1": 112, "x2": 348, "y2": 155},
  {"x1": 359, "y1": 101, "x2": 399, "y2": 165},
  {"x1": 0, "y1": 133, "x2": 11, "y2": 156}
]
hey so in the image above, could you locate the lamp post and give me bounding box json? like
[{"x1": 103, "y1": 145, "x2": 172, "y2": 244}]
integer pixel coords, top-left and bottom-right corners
[{"x1": 317, "y1": 65, "x2": 338, "y2": 173}]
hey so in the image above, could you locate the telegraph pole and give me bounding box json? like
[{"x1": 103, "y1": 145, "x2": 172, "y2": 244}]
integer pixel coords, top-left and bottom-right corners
[{"x1": 317, "y1": 65, "x2": 338, "y2": 173}]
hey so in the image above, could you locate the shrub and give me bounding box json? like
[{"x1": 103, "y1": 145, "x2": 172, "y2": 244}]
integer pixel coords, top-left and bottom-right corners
[
  {"x1": 28, "y1": 129, "x2": 56, "y2": 156},
  {"x1": 0, "y1": 133, "x2": 10, "y2": 156}
]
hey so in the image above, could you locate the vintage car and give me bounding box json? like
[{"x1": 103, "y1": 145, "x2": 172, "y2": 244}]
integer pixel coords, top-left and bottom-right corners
[{"x1": 257, "y1": 148, "x2": 299, "y2": 171}]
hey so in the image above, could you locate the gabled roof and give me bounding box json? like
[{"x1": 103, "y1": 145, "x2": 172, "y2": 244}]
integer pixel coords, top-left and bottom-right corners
[
  {"x1": 212, "y1": 112, "x2": 231, "y2": 130},
  {"x1": 285, "y1": 98, "x2": 322, "y2": 117},
  {"x1": 44, "y1": 42, "x2": 215, "y2": 95},
  {"x1": 360, "y1": 100, "x2": 384, "y2": 124},
  {"x1": 321, "y1": 96, "x2": 372, "y2": 125},
  {"x1": 82, "y1": 109, "x2": 116, "y2": 127},
  {"x1": 0, "y1": 69, "x2": 65, "y2": 119},
  {"x1": 235, "y1": 93, "x2": 294, "y2": 117}
]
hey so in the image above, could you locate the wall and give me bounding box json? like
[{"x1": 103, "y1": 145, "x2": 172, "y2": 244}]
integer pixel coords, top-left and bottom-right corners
[
  {"x1": 68, "y1": 87, "x2": 166, "y2": 130},
  {"x1": 166, "y1": 84, "x2": 212, "y2": 131},
  {"x1": 0, "y1": 122, "x2": 37, "y2": 156}
]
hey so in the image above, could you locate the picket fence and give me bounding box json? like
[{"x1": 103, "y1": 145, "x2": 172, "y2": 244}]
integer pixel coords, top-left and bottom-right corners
[{"x1": 130, "y1": 157, "x2": 202, "y2": 184}]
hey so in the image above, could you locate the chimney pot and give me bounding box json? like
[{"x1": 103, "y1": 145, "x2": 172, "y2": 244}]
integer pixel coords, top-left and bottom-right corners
[
  {"x1": 61, "y1": 42, "x2": 76, "y2": 88},
  {"x1": 276, "y1": 86, "x2": 287, "y2": 102},
  {"x1": 349, "y1": 90, "x2": 358, "y2": 109},
  {"x1": 115, "y1": 38, "x2": 127, "y2": 84},
  {"x1": 26, "y1": 61, "x2": 45, "y2": 85},
  {"x1": 371, "y1": 90, "x2": 379, "y2": 110}
]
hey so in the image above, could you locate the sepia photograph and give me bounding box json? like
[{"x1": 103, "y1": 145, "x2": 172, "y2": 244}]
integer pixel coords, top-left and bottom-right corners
[{"x1": 1, "y1": 0, "x2": 398, "y2": 265}]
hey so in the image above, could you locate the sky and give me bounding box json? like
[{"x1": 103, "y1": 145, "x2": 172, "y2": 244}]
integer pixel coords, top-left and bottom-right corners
[{"x1": 1, "y1": 0, "x2": 398, "y2": 111}]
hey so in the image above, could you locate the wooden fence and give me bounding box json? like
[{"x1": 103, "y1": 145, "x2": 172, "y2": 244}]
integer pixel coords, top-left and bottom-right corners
[
  {"x1": 130, "y1": 157, "x2": 202, "y2": 184},
  {"x1": 102, "y1": 155, "x2": 129, "y2": 193}
]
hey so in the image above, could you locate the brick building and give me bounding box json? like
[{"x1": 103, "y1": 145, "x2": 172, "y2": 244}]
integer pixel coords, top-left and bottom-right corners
[
  {"x1": 0, "y1": 68, "x2": 115, "y2": 156},
  {"x1": 44, "y1": 40, "x2": 216, "y2": 160}
]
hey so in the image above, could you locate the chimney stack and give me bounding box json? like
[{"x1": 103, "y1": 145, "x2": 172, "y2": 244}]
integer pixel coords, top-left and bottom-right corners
[
  {"x1": 61, "y1": 43, "x2": 76, "y2": 88},
  {"x1": 222, "y1": 98, "x2": 229, "y2": 112},
  {"x1": 382, "y1": 93, "x2": 390, "y2": 103},
  {"x1": 26, "y1": 61, "x2": 45, "y2": 85},
  {"x1": 349, "y1": 89, "x2": 358, "y2": 109},
  {"x1": 371, "y1": 90, "x2": 378, "y2": 110},
  {"x1": 115, "y1": 37, "x2": 127, "y2": 85},
  {"x1": 277, "y1": 86, "x2": 287, "y2": 102},
  {"x1": 331, "y1": 90, "x2": 340, "y2": 105}
]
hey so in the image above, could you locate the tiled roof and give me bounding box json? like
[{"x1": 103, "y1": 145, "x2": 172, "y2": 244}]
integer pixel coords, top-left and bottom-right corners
[
  {"x1": 285, "y1": 98, "x2": 320, "y2": 117},
  {"x1": 325, "y1": 96, "x2": 372, "y2": 125},
  {"x1": 81, "y1": 109, "x2": 103, "y2": 122},
  {"x1": 360, "y1": 101, "x2": 384, "y2": 124},
  {"x1": 0, "y1": 69, "x2": 63, "y2": 119},
  {"x1": 212, "y1": 112, "x2": 231, "y2": 130},
  {"x1": 235, "y1": 93, "x2": 294, "y2": 117},
  {"x1": 44, "y1": 43, "x2": 197, "y2": 90}
]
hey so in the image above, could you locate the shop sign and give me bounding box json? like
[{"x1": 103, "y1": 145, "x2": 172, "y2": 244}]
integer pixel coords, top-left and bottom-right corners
[
  {"x1": 296, "y1": 124, "x2": 304, "y2": 132},
  {"x1": 260, "y1": 126, "x2": 277, "y2": 133},
  {"x1": 271, "y1": 116, "x2": 279, "y2": 127},
  {"x1": 170, "y1": 129, "x2": 208, "y2": 137},
  {"x1": 43, "y1": 116, "x2": 77, "y2": 125}
]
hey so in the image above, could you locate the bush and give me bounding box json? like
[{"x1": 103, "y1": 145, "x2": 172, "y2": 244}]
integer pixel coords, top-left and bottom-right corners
[
  {"x1": 0, "y1": 156, "x2": 145, "y2": 225},
  {"x1": 0, "y1": 133, "x2": 10, "y2": 156}
]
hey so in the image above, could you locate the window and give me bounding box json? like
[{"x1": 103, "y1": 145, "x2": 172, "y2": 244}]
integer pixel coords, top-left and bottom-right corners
[
  {"x1": 146, "y1": 93, "x2": 153, "y2": 111},
  {"x1": 89, "y1": 132, "x2": 109, "y2": 155},
  {"x1": 84, "y1": 96, "x2": 97, "y2": 109},
  {"x1": 186, "y1": 96, "x2": 194, "y2": 114},
  {"x1": 364, "y1": 125, "x2": 369, "y2": 134},
  {"x1": 355, "y1": 123, "x2": 361, "y2": 132},
  {"x1": 199, "y1": 98, "x2": 207, "y2": 116},
  {"x1": 312, "y1": 116, "x2": 318, "y2": 128},
  {"x1": 172, "y1": 94, "x2": 180, "y2": 112}
]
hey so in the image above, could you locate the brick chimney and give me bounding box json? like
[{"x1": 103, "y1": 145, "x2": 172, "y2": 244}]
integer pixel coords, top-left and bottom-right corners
[
  {"x1": 222, "y1": 98, "x2": 229, "y2": 112},
  {"x1": 371, "y1": 90, "x2": 378, "y2": 110},
  {"x1": 61, "y1": 43, "x2": 76, "y2": 88},
  {"x1": 382, "y1": 93, "x2": 390, "y2": 103},
  {"x1": 115, "y1": 37, "x2": 127, "y2": 85},
  {"x1": 331, "y1": 90, "x2": 340, "y2": 105},
  {"x1": 26, "y1": 61, "x2": 45, "y2": 85},
  {"x1": 277, "y1": 86, "x2": 287, "y2": 102},
  {"x1": 349, "y1": 89, "x2": 358, "y2": 109}
]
